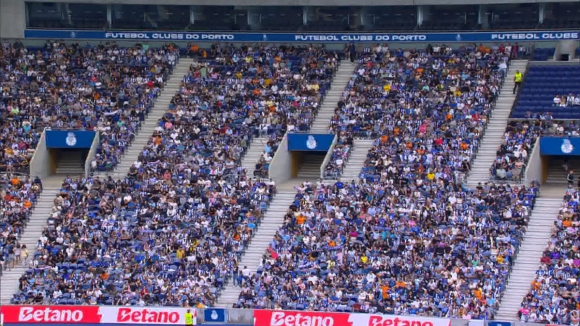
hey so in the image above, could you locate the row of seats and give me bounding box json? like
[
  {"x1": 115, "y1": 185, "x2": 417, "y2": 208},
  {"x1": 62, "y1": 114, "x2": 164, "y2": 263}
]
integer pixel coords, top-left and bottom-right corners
[
  {"x1": 532, "y1": 48, "x2": 556, "y2": 61},
  {"x1": 512, "y1": 65, "x2": 580, "y2": 119}
]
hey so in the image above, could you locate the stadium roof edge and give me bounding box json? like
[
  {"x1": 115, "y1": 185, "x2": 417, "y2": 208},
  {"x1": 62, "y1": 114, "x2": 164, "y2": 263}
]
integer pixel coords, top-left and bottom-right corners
[{"x1": 21, "y1": 0, "x2": 580, "y2": 7}]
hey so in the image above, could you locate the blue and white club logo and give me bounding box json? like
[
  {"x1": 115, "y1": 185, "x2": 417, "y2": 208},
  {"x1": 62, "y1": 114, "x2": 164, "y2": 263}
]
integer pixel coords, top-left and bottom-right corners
[
  {"x1": 306, "y1": 135, "x2": 317, "y2": 149},
  {"x1": 70, "y1": 31, "x2": 77, "y2": 39},
  {"x1": 65, "y1": 132, "x2": 77, "y2": 146},
  {"x1": 562, "y1": 139, "x2": 574, "y2": 154},
  {"x1": 210, "y1": 310, "x2": 218, "y2": 320}
]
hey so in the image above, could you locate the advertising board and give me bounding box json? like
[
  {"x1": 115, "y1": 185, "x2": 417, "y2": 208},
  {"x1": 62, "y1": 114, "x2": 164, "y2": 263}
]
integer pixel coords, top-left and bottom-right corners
[
  {"x1": 0, "y1": 306, "x2": 196, "y2": 325},
  {"x1": 253, "y1": 310, "x2": 451, "y2": 326}
]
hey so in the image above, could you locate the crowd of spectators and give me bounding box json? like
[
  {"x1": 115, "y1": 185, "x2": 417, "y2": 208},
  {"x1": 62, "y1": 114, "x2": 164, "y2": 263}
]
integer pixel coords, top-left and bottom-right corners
[
  {"x1": 490, "y1": 119, "x2": 580, "y2": 182},
  {"x1": 8, "y1": 44, "x2": 344, "y2": 307},
  {"x1": 0, "y1": 174, "x2": 42, "y2": 273},
  {"x1": 231, "y1": 45, "x2": 544, "y2": 320},
  {"x1": 489, "y1": 120, "x2": 541, "y2": 182},
  {"x1": 235, "y1": 177, "x2": 539, "y2": 318},
  {"x1": 0, "y1": 39, "x2": 178, "y2": 173},
  {"x1": 250, "y1": 47, "x2": 338, "y2": 177},
  {"x1": 1, "y1": 40, "x2": 46, "y2": 173},
  {"x1": 2, "y1": 40, "x2": 569, "y2": 319},
  {"x1": 553, "y1": 94, "x2": 580, "y2": 107},
  {"x1": 322, "y1": 44, "x2": 506, "y2": 179},
  {"x1": 519, "y1": 189, "x2": 580, "y2": 325}
]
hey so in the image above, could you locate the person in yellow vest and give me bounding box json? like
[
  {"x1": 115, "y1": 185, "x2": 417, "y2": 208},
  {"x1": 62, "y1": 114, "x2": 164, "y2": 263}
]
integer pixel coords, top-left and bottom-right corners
[
  {"x1": 185, "y1": 309, "x2": 194, "y2": 326},
  {"x1": 513, "y1": 70, "x2": 523, "y2": 94}
]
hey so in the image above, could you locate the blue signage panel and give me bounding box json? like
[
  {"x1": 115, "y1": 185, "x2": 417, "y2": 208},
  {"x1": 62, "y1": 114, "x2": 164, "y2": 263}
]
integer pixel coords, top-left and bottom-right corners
[
  {"x1": 45, "y1": 130, "x2": 96, "y2": 149},
  {"x1": 288, "y1": 133, "x2": 334, "y2": 151},
  {"x1": 540, "y1": 137, "x2": 580, "y2": 156},
  {"x1": 24, "y1": 30, "x2": 580, "y2": 42},
  {"x1": 203, "y1": 309, "x2": 226, "y2": 323},
  {"x1": 488, "y1": 322, "x2": 513, "y2": 326}
]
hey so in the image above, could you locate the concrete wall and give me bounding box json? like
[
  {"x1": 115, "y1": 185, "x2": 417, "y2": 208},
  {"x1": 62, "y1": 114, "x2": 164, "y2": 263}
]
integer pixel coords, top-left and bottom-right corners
[
  {"x1": 84, "y1": 132, "x2": 100, "y2": 178},
  {"x1": 556, "y1": 40, "x2": 579, "y2": 60},
  {"x1": 29, "y1": 130, "x2": 51, "y2": 179},
  {"x1": 268, "y1": 133, "x2": 292, "y2": 184},
  {"x1": 20, "y1": 0, "x2": 580, "y2": 6},
  {"x1": 0, "y1": 0, "x2": 26, "y2": 39},
  {"x1": 321, "y1": 134, "x2": 337, "y2": 179},
  {"x1": 524, "y1": 138, "x2": 542, "y2": 185}
]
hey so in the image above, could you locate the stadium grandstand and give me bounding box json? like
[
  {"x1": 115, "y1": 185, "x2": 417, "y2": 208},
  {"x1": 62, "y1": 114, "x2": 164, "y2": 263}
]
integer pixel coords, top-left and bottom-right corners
[{"x1": 1, "y1": 0, "x2": 580, "y2": 326}]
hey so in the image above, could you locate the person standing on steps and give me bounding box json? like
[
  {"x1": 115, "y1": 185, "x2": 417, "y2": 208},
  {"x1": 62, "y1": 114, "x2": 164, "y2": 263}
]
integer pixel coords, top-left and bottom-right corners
[
  {"x1": 568, "y1": 170, "x2": 575, "y2": 188},
  {"x1": 513, "y1": 70, "x2": 523, "y2": 94}
]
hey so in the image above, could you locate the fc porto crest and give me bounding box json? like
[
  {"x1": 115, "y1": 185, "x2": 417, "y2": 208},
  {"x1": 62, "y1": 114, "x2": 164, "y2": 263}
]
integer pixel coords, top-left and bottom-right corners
[
  {"x1": 306, "y1": 135, "x2": 317, "y2": 150},
  {"x1": 65, "y1": 132, "x2": 77, "y2": 146},
  {"x1": 562, "y1": 139, "x2": 574, "y2": 154}
]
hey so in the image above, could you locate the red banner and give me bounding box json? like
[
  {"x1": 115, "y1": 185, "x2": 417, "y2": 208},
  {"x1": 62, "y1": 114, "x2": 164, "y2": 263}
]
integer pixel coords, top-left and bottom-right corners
[
  {"x1": 254, "y1": 310, "x2": 353, "y2": 326},
  {"x1": 1, "y1": 306, "x2": 102, "y2": 324},
  {"x1": 0, "y1": 306, "x2": 196, "y2": 325},
  {"x1": 254, "y1": 310, "x2": 451, "y2": 326}
]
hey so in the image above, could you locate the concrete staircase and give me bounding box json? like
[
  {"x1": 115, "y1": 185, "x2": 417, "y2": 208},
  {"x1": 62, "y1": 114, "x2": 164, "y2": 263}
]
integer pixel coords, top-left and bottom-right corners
[
  {"x1": 546, "y1": 162, "x2": 573, "y2": 186},
  {"x1": 239, "y1": 137, "x2": 269, "y2": 177},
  {"x1": 55, "y1": 152, "x2": 85, "y2": 175},
  {"x1": 340, "y1": 139, "x2": 375, "y2": 182},
  {"x1": 495, "y1": 194, "x2": 564, "y2": 321},
  {"x1": 99, "y1": 59, "x2": 191, "y2": 178},
  {"x1": 466, "y1": 60, "x2": 528, "y2": 187},
  {"x1": 297, "y1": 156, "x2": 323, "y2": 180},
  {"x1": 310, "y1": 62, "x2": 356, "y2": 133},
  {"x1": 0, "y1": 176, "x2": 63, "y2": 303},
  {"x1": 215, "y1": 185, "x2": 297, "y2": 307}
]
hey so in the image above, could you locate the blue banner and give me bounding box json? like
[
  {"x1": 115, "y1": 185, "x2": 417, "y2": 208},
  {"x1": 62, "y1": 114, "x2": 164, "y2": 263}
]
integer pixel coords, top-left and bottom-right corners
[
  {"x1": 203, "y1": 309, "x2": 226, "y2": 323},
  {"x1": 540, "y1": 137, "x2": 580, "y2": 155},
  {"x1": 288, "y1": 133, "x2": 334, "y2": 151},
  {"x1": 487, "y1": 322, "x2": 513, "y2": 326},
  {"x1": 45, "y1": 130, "x2": 96, "y2": 149},
  {"x1": 24, "y1": 30, "x2": 580, "y2": 42}
]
